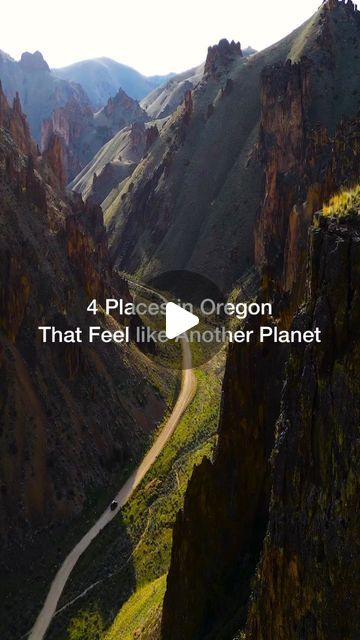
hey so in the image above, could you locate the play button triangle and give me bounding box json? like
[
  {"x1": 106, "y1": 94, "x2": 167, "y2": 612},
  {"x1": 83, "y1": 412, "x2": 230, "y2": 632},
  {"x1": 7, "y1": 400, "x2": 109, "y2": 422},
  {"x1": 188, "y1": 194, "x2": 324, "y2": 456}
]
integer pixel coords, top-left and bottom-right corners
[{"x1": 166, "y1": 302, "x2": 199, "y2": 340}]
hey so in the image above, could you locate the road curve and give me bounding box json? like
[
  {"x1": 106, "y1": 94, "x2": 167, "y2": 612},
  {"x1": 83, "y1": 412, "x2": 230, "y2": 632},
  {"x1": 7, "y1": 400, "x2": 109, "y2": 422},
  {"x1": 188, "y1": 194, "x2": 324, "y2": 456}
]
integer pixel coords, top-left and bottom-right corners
[{"x1": 28, "y1": 335, "x2": 196, "y2": 640}]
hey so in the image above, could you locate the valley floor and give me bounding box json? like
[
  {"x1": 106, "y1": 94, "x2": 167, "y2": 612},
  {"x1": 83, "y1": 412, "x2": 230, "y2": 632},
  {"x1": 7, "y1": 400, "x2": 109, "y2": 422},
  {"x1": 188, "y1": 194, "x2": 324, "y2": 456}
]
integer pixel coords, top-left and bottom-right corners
[{"x1": 45, "y1": 351, "x2": 225, "y2": 640}]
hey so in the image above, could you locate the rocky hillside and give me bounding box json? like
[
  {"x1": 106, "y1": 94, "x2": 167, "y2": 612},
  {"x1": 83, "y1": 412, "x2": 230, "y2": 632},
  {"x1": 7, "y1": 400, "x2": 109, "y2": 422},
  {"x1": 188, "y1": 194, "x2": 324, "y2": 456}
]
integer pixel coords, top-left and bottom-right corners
[
  {"x1": 105, "y1": 2, "x2": 360, "y2": 293},
  {"x1": 41, "y1": 87, "x2": 147, "y2": 183},
  {"x1": 0, "y1": 86, "x2": 171, "y2": 639},
  {"x1": 0, "y1": 50, "x2": 90, "y2": 141},
  {"x1": 54, "y1": 57, "x2": 173, "y2": 108},
  {"x1": 70, "y1": 120, "x2": 161, "y2": 205},
  {"x1": 69, "y1": 46, "x2": 256, "y2": 208},
  {"x1": 160, "y1": 2, "x2": 360, "y2": 639},
  {"x1": 140, "y1": 64, "x2": 204, "y2": 120}
]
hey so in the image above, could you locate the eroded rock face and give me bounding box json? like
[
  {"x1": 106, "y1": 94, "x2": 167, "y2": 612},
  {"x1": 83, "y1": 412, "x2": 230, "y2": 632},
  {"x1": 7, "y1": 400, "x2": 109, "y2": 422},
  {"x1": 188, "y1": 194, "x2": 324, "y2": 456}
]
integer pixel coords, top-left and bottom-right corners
[
  {"x1": 41, "y1": 98, "x2": 94, "y2": 183},
  {"x1": 246, "y1": 214, "x2": 360, "y2": 640},
  {"x1": 100, "y1": 88, "x2": 146, "y2": 132},
  {"x1": 145, "y1": 124, "x2": 159, "y2": 151},
  {"x1": 0, "y1": 49, "x2": 91, "y2": 142},
  {"x1": 0, "y1": 82, "x2": 37, "y2": 157},
  {"x1": 19, "y1": 51, "x2": 50, "y2": 73},
  {"x1": 255, "y1": 54, "x2": 360, "y2": 312},
  {"x1": 160, "y1": 4, "x2": 360, "y2": 640},
  {"x1": 204, "y1": 39, "x2": 242, "y2": 77},
  {"x1": 41, "y1": 87, "x2": 147, "y2": 183},
  {"x1": 323, "y1": 0, "x2": 357, "y2": 12},
  {"x1": 0, "y1": 90, "x2": 165, "y2": 551},
  {"x1": 41, "y1": 132, "x2": 67, "y2": 190},
  {"x1": 162, "y1": 312, "x2": 286, "y2": 640}
]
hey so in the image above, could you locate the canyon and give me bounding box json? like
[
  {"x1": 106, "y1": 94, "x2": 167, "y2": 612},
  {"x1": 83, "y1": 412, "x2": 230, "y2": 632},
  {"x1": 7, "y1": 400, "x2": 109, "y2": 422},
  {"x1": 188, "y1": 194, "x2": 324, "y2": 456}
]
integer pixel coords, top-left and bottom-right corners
[
  {"x1": 0, "y1": 83, "x2": 172, "y2": 639},
  {"x1": 0, "y1": 0, "x2": 359, "y2": 638}
]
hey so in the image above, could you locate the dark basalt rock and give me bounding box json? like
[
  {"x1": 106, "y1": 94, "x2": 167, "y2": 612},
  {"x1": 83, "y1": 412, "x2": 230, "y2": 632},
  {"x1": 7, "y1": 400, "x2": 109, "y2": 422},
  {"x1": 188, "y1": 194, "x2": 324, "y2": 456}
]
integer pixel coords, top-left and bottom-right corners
[
  {"x1": 204, "y1": 39, "x2": 242, "y2": 77},
  {"x1": 246, "y1": 214, "x2": 360, "y2": 640}
]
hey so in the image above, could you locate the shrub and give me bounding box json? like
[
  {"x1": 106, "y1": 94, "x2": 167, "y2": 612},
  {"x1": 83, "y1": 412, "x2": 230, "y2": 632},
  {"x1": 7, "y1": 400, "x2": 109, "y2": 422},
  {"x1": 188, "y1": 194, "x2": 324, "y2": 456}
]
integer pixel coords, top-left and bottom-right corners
[{"x1": 323, "y1": 185, "x2": 360, "y2": 217}]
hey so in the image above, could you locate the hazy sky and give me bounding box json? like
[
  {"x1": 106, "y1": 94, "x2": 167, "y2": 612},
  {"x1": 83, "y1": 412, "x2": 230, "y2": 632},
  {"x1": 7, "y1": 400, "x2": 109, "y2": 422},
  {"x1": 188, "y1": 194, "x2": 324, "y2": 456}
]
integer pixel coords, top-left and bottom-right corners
[{"x1": 1, "y1": 0, "x2": 321, "y2": 75}]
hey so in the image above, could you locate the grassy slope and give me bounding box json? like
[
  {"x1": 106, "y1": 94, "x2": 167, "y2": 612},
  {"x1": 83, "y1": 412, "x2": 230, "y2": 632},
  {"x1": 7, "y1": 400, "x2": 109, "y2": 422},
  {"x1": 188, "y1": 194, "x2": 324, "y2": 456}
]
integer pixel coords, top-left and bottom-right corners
[
  {"x1": 102, "y1": 576, "x2": 166, "y2": 640},
  {"x1": 45, "y1": 352, "x2": 225, "y2": 640}
]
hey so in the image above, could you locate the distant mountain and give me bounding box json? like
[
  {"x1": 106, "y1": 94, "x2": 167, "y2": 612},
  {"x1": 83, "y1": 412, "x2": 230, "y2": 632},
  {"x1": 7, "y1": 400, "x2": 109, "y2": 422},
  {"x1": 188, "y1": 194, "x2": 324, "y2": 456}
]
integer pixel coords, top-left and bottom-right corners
[
  {"x1": 0, "y1": 50, "x2": 90, "y2": 141},
  {"x1": 53, "y1": 57, "x2": 174, "y2": 108}
]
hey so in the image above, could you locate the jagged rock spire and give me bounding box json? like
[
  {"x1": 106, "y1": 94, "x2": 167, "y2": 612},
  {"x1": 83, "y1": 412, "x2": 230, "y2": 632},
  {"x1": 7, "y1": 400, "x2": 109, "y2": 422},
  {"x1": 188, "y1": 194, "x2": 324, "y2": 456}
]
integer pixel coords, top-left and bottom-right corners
[{"x1": 322, "y1": 0, "x2": 358, "y2": 11}]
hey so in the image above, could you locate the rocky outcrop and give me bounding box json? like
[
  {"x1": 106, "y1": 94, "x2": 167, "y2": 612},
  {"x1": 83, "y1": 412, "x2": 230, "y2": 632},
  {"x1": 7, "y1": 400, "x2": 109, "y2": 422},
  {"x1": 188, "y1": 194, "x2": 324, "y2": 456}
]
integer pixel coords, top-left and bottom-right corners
[
  {"x1": 145, "y1": 124, "x2": 159, "y2": 152},
  {"x1": 41, "y1": 88, "x2": 147, "y2": 183},
  {"x1": 0, "y1": 49, "x2": 90, "y2": 141},
  {"x1": 99, "y1": 88, "x2": 146, "y2": 133},
  {"x1": 0, "y1": 89, "x2": 166, "y2": 553},
  {"x1": 255, "y1": 53, "x2": 360, "y2": 312},
  {"x1": 323, "y1": 0, "x2": 358, "y2": 12},
  {"x1": 66, "y1": 195, "x2": 109, "y2": 299},
  {"x1": 0, "y1": 81, "x2": 37, "y2": 157},
  {"x1": 246, "y1": 212, "x2": 360, "y2": 640},
  {"x1": 162, "y1": 312, "x2": 286, "y2": 639},
  {"x1": 204, "y1": 39, "x2": 242, "y2": 77},
  {"x1": 41, "y1": 97, "x2": 94, "y2": 182},
  {"x1": 41, "y1": 132, "x2": 67, "y2": 190},
  {"x1": 19, "y1": 51, "x2": 50, "y2": 73},
  {"x1": 183, "y1": 89, "x2": 193, "y2": 125}
]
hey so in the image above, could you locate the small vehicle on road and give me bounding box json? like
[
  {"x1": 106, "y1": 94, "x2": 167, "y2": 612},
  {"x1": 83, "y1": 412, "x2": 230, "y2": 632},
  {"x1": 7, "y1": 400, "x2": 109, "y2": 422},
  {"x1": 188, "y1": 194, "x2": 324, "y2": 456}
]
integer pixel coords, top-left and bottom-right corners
[{"x1": 110, "y1": 500, "x2": 118, "y2": 511}]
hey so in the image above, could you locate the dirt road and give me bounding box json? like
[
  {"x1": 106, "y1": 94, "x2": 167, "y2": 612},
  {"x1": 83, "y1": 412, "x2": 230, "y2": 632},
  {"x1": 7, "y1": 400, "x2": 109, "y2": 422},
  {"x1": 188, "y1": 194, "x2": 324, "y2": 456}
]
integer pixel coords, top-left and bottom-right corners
[{"x1": 28, "y1": 336, "x2": 196, "y2": 640}]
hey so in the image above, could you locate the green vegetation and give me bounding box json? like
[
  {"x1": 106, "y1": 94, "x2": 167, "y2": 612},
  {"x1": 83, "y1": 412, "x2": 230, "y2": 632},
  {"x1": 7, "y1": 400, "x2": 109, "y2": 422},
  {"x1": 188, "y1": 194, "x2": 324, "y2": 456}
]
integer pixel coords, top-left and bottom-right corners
[
  {"x1": 48, "y1": 352, "x2": 225, "y2": 639},
  {"x1": 323, "y1": 185, "x2": 360, "y2": 217},
  {"x1": 103, "y1": 576, "x2": 166, "y2": 640},
  {"x1": 122, "y1": 363, "x2": 222, "y2": 586},
  {"x1": 68, "y1": 610, "x2": 105, "y2": 640}
]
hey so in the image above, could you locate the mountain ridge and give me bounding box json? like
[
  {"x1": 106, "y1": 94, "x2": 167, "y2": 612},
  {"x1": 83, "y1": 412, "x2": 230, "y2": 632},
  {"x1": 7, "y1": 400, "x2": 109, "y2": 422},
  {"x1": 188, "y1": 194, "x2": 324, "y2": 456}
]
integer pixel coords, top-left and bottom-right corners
[
  {"x1": 53, "y1": 57, "x2": 174, "y2": 108},
  {"x1": 0, "y1": 50, "x2": 90, "y2": 141}
]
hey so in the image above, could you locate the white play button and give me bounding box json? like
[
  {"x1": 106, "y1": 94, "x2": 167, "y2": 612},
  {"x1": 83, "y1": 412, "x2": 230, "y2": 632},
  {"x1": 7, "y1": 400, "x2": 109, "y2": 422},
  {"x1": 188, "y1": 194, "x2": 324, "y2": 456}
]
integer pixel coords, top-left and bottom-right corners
[{"x1": 166, "y1": 302, "x2": 199, "y2": 339}]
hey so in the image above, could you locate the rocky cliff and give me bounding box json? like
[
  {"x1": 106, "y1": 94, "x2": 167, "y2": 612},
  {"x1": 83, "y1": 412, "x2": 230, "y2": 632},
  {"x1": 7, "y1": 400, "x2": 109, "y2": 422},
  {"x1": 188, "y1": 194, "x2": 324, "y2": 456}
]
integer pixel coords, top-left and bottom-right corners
[
  {"x1": 0, "y1": 49, "x2": 90, "y2": 141},
  {"x1": 41, "y1": 87, "x2": 147, "y2": 183},
  {"x1": 162, "y1": 312, "x2": 286, "y2": 639},
  {"x1": 256, "y1": 50, "x2": 360, "y2": 309},
  {"x1": 162, "y1": 209, "x2": 360, "y2": 640},
  {"x1": 160, "y1": 3, "x2": 360, "y2": 639},
  {"x1": 204, "y1": 39, "x2": 243, "y2": 77},
  {"x1": 0, "y1": 88, "x2": 169, "y2": 639},
  {"x1": 245, "y1": 210, "x2": 360, "y2": 640}
]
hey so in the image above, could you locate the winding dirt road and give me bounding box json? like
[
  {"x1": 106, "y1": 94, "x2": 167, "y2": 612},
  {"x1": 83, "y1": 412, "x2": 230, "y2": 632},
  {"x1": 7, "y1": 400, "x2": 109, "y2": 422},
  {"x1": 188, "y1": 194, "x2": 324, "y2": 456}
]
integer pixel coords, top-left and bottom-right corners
[{"x1": 28, "y1": 333, "x2": 196, "y2": 640}]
